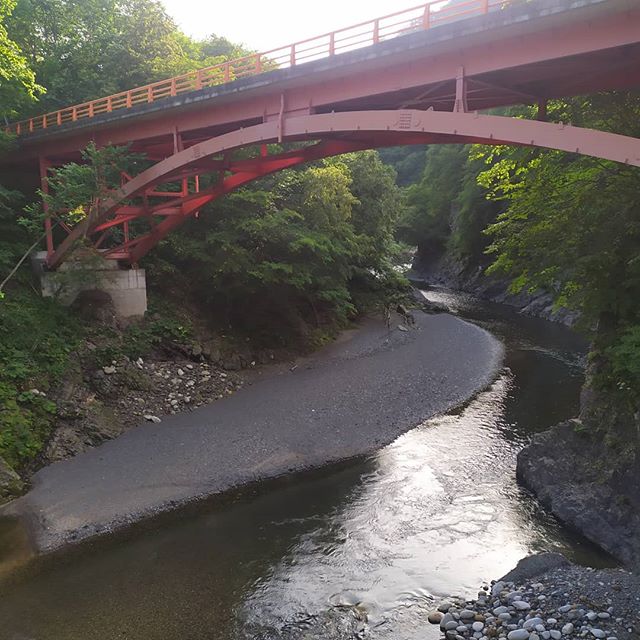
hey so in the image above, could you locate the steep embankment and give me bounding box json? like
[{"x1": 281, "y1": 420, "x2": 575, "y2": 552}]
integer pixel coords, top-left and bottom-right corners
[{"x1": 1, "y1": 311, "x2": 502, "y2": 553}]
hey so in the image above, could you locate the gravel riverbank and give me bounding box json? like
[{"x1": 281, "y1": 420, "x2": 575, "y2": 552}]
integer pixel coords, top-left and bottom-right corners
[
  {"x1": 1, "y1": 311, "x2": 502, "y2": 554},
  {"x1": 429, "y1": 555, "x2": 639, "y2": 640}
]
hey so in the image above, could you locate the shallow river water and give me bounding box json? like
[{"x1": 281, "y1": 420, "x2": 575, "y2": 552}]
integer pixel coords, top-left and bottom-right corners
[{"x1": 0, "y1": 290, "x2": 614, "y2": 640}]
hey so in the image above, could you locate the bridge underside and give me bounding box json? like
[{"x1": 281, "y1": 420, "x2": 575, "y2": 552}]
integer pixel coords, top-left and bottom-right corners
[{"x1": 45, "y1": 109, "x2": 640, "y2": 269}]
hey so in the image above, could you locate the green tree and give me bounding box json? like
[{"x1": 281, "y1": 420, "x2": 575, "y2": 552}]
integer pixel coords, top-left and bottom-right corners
[
  {"x1": 397, "y1": 145, "x2": 468, "y2": 255},
  {"x1": 378, "y1": 145, "x2": 429, "y2": 186},
  {"x1": 147, "y1": 150, "x2": 407, "y2": 341},
  {"x1": 7, "y1": 0, "x2": 250, "y2": 114},
  {"x1": 479, "y1": 93, "x2": 640, "y2": 403},
  {"x1": 0, "y1": 0, "x2": 41, "y2": 118},
  {"x1": 26, "y1": 142, "x2": 147, "y2": 229}
]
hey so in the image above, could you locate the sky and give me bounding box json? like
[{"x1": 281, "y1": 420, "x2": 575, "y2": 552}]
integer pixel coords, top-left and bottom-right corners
[{"x1": 160, "y1": 0, "x2": 404, "y2": 51}]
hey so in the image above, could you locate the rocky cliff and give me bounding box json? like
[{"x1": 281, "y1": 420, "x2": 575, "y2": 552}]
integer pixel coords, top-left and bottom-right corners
[
  {"x1": 409, "y1": 249, "x2": 579, "y2": 327},
  {"x1": 517, "y1": 385, "x2": 640, "y2": 569}
]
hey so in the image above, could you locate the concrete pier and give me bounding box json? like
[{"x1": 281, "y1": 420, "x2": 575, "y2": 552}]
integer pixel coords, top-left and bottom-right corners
[{"x1": 33, "y1": 252, "x2": 147, "y2": 318}]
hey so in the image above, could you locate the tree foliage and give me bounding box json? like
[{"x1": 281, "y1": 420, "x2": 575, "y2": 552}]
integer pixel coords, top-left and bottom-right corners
[
  {"x1": 7, "y1": 0, "x2": 252, "y2": 113},
  {"x1": 478, "y1": 94, "x2": 640, "y2": 402},
  {"x1": 25, "y1": 142, "x2": 147, "y2": 230},
  {"x1": 147, "y1": 150, "x2": 408, "y2": 341},
  {"x1": 378, "y1": 145, "x2": 429, "y2": 186},
  {"x1": 396, "y1": 144, "x2": 502, "y2": 262},
  {"x1": 0, "y1": 0, "x2": 41, "y2": 118}
]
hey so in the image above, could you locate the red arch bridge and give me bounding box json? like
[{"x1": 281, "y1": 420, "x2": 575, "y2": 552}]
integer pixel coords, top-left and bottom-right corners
[{"x1": 6, "y1": 0, "x2": 640, "y2": 274}]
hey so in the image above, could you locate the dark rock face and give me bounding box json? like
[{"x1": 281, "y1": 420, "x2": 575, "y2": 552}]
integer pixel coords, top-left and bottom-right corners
[
  {"x1": 71, "y1": 289, "x2": 118, "y2": 326},
  {"x1": 0, "y1": 458, "x2": 24, "y2": 504},
  {"x1": 498, "y1": 552, "x2": 570, "y2": 583},
  {"x1": 517, "y1": 420, "x2": 640, "y2": 569}
]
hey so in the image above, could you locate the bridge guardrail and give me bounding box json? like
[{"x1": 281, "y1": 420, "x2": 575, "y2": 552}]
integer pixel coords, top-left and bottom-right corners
[{"x1": 7, "y1": 0, "x2": 510, "y2": 136}]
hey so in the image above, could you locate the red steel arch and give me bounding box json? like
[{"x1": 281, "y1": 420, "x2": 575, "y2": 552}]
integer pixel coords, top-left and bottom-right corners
[{"x1": 47, "y1": 109, "x2": 640, "y2": 268}]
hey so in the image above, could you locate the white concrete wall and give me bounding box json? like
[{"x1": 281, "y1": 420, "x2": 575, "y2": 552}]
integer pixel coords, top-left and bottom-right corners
[{"x1": 38, "y1": 253, "x2": 147, "y2": 318}]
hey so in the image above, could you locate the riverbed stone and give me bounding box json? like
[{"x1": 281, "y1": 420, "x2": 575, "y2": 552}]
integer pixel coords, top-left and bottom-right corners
[
  {"x1": 508, "y1": 629, "x2": 530, "y2": 640},
  {"x1": 429, "y1": 611, "x2": 444, "y2": 624},
  {"x1": 441, "y1": 613, "x2": 455, "y2": 629},
  {"x1": 524, "y1": 618, "x2": 544, "y2": 630}
]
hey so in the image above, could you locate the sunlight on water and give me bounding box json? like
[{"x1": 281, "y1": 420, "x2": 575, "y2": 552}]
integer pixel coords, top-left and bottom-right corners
[{"x1": 238, "y1": 375, "x2": 540, "y2": 638}]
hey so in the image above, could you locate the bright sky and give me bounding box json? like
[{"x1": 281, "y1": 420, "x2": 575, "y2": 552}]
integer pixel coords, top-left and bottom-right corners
[{"x1": 160, "y1": 0, "x2": 404, "y2": 51}]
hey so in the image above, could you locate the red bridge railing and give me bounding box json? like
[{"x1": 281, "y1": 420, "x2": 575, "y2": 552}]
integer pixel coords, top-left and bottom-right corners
[{"x1": 7, "y1": 0, "x2": 509, "y2": 136}]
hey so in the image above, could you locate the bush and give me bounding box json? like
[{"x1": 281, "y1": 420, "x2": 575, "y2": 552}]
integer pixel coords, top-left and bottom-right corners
[
  {"x1": 0, "y1": 291, "x2": 81, "y2": 468},
  {"x1": 605, "y1": 325, "x2": 640, "y2": 401}
]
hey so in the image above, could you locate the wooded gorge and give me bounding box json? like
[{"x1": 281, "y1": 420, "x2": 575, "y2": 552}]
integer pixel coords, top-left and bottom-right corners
[{"x1": 0, "y1": 0, "x2": 639, "y2": 509}]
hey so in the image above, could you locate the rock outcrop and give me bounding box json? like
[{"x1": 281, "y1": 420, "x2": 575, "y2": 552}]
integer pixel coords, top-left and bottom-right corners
[
  {"x1": 517, "y1": 418, "x2": 640, "y2": 569},
  {"x1": 0, "y1": 458, "x2": 23, "y2": 504},
  {"x1": 409, "y1": 250, "x2": 579, "y2": 327}
]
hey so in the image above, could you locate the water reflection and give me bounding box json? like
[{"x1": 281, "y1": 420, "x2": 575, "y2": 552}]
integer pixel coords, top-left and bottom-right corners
[
  {"x1": 0, "y1": 291, "x2": 613, "y2": 640},
  {"x1": 238, "y1": 367, "x2": 605, "y2": 639}
]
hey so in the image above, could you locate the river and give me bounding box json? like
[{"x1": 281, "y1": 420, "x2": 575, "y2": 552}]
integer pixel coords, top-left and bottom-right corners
[{"x1": 0, "y1": 290, "x2": 614, "y2": 640}]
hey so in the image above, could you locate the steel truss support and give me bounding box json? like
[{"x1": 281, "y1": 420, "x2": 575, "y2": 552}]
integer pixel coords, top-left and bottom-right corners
[
  {"x1": 39, "y1": 157, "x2": 53, "y2": 258},
  {"x1": 454, "y1": 66, "x2": 468, "y2": 113},
  {"x1": 46, "y1": 109, "x2": 640, "y2": 269}
]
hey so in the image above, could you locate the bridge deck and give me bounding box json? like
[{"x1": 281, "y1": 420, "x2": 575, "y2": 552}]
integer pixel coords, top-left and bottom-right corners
[{"x1": 11, "y1": 0, "x2": 639, "y2": 165}]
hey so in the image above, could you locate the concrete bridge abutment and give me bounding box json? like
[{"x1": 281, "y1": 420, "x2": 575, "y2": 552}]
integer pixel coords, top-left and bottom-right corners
[{"x1": 32, "y1": 252, "x2": 147, "y2": 318}]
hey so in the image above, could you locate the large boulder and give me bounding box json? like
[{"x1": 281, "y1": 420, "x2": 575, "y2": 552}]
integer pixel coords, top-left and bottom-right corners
[
  {"x1": 499, "y1": 552, "x2": 570, "y2": 583},
  {"x1": 517, "y1": 420, "x2": 640, "y2": 569},
  {"x1": 0, "y1": 458, "x2": 24, "y2": 504}
]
